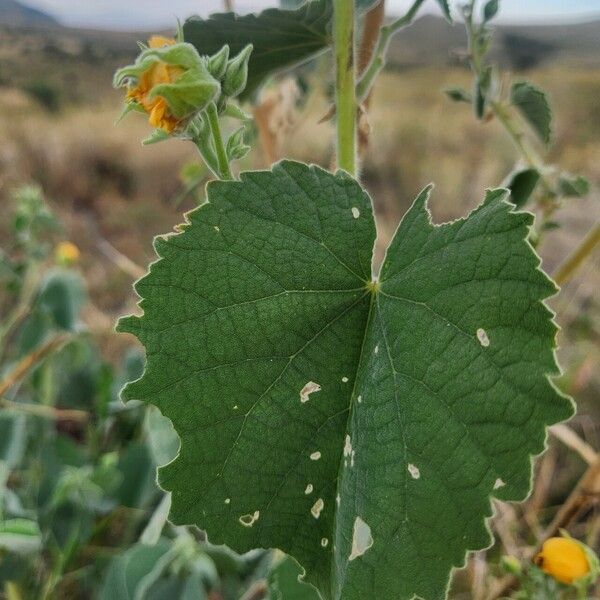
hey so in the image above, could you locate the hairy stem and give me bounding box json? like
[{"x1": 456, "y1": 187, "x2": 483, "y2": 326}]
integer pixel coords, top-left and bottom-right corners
[
  {"x1": 553, "y1": 222, "x2": 600, "y2": 286},
  {"x1": 206, "y1": 102, "x2": 233, "y2": 180},
  {"x1": 491, "y1": 101, "x2": 554, "y2": 194},
  {"x1": 356, "y1": 0, "x2": 426, "y2": 102},
  {"x1": 334, "y1": 0, "x2": 357, "y2": 175},
  {"x1": 357, "y1": 0, "x2": 386, "y2": 157}
]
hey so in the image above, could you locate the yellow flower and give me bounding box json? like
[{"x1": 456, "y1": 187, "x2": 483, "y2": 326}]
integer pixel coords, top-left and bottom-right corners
[
  {"x1": 114, "y1": 38, "x2": 221, "y2": 138},
  {"x1": 126, "y1": 38, "x2": 184, "y2": 133},
  {"x1": 55, "y1": 241, "x2": 80, "y2": 266},
  {"x1": 535, "y1": 537, "x2": 591, "y2": 585}
]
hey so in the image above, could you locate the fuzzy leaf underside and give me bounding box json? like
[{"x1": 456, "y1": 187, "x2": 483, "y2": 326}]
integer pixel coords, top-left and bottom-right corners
[
  {"x1": 119, "y1": 161, "x2": 572, "y2": 600},
  {"x1": 183, "y1": 2, "x2": 332, "y2": 100}
]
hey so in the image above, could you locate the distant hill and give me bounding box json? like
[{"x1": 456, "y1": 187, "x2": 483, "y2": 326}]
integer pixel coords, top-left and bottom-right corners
[
  {"x1": 388, "y1": 14, "x2": 600, "y2": 70},
  {"x1": 0, "y1": 0, "x2": 59, "y2": 27}
]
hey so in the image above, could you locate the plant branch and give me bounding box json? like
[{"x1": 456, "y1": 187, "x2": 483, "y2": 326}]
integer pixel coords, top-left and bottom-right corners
[
  {"x1": 356, "y1": 0, "x2": 425, "y2": 102},
  {"x1": 0, "y1": 335, "x2": 70, "y2": 397},
  {"x1": 0, "y1": 397, "x2": 89, "y2": 423},
  {"x1": 550, "y1": 424, "x2": 598, "y2": 466},
  {"x1": 491, "y1": 101, "x2": 554, "y2": 195},
  {"x1": 357, "y1": 0, "x2": 386, "y2": 157},
  {"x1": 553, "y1": 222, "x2": 600, "y2": 287},
  {"x1": 206, "y1": 102, "x2": 233, "y2": 180},
  {"x1": 334, "y1": 0, "x2": 357, "y2": 175},
  {"x1": 463, "y1": 2, "x2": 556, "y2": 199}
]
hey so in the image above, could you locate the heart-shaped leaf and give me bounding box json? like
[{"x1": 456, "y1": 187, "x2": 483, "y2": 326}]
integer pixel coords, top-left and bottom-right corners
[{"x1": 119, "y1": 161, "x2": 572, "y2": 599}]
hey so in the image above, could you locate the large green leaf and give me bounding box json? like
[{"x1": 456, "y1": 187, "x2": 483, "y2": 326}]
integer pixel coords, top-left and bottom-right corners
[
  {"x1": 510, "y1": 81, "x2": 552, "y2": 145},
  {"x1": 119, "y1": 161, "x2": 572, "y2": 599},
  {"x1": 183, "y1": 1, "x2": 332, "y2": 100},
  {"x1": 281, "y1": 0, "x2": 381, "y2": 10}
]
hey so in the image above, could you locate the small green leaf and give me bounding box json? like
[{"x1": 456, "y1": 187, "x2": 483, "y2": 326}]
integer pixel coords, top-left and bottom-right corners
[
  {"x1": 557, "y1": 174, "x2": 590, "y2": 198},
  {"x1": 222, "y1": 102, "x2": 252, "y2": 121},
  {"x1": 542, "y1": 221, "x2": 561, "y2": 231},
  {"x1": 183, "y1": 2, "x2": 332, "y2": 101},
  {"x1": 99, "y1": 540, "x2": 172, "y2": 600},
  {"x1": 474, "y1": 66, "x2": 492, "y2": 119},
  {"x1": 483, "y1": 0, "x2": 499, "y2": 22},
  {"x1": 511, "y1": 81, "x2": 552, "y2": 145},
  {"x1": 0, "y1": 519, "x2": 42, "y2": 555},
  {"x1": 143, "y1": 129, "x2": 170, "y2": 146},
  {"x1": 37, "y1": 269, "x2": 86, "y2": 331},
  {"x1": 504, "y1": 167, "x2": 541, "y2": 208},
  {"x1": 0, "y1": 413, "x2": 27, "y2": 469},
  {"x1": 444, "y1": 87, "x2": 471, "y2": 103},
  {"x1": 140, "y1": 494, "x2": 172, "y2": 546},
  {"x1": 120, "y1": 161, "x2": 571, "y2": 600},
  {"x1": 435, "y1": 0, "x2": 452, "y2": 21}
]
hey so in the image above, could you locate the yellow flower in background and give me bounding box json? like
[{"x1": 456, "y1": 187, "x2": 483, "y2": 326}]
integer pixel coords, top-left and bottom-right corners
[
  {"x1": 55, "y1": 241, "x2": 80, "y2": 266},
  {"x1": 535, "y1": 536, "x2": 591, "y2": 585}
]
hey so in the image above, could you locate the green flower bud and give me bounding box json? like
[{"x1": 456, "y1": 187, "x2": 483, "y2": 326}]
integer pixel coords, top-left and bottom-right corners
[
  {"x1": 208, "y1": 45, "x2": 230, "y2": 80},
  {"x1": 500, "y1": 555, "x2": 522, "y2": 576},
  {"x1": 222, "y1": 44, "x2": 253, "y2": 99}
]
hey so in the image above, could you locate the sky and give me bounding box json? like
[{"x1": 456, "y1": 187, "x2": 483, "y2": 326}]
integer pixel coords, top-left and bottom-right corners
[{"x1": 27, "y1": 0, "x2": 600, "y2": 30}]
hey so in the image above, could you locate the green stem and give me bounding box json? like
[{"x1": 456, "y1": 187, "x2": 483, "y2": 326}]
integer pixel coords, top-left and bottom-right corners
[
  {"x1": 463, "y1": 4, "x2": 555, "y2": 197},
  {"x1": 206, "y1": 102, "x2": 233, "y2": 180},
  {"x1": 356, "y1": 0, "x2": 426, "y2": 102},
  {"x1": 334, "y1": 0, "x2": 357, "y2": 175},
  {"x1": 553, "y1": 222, "x2": 600, "y2": 286}
]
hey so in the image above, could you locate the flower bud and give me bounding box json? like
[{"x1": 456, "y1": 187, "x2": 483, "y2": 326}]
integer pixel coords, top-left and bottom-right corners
[
  {"x1": 222, "y1": 44, "x2": 253, "y2": 99},
  {"x1": 114, "y1": 38, "x2": 221, "y2": 134},
  {"x1": 500, "y1": 555, "x2": 522, "y2": 576},
  {"x1": 535, "y1": 537, "x2": 592, "y2": 585},
  {"x1": 208, "y1": 45, "x2": 230, "y2": 81}
]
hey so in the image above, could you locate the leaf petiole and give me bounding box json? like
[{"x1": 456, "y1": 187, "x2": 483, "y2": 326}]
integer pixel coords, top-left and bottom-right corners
[{"x1": 205, "y1": 102, "x2": 234, "y2": 180}]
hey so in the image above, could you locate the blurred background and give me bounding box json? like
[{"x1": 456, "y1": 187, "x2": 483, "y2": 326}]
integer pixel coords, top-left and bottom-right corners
[{"x1": 0, "y1": 0, "x2": 599, "y2": 598}]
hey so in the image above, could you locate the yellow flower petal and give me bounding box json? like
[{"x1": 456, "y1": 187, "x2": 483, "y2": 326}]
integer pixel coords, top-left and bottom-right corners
[{"x1": 148, "y1": 35, "x2": 176, "y2": 49}]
